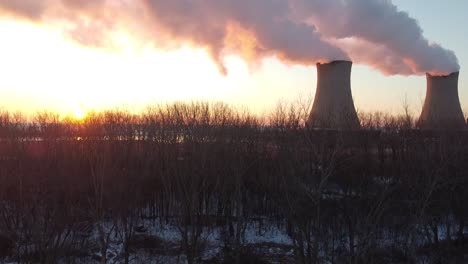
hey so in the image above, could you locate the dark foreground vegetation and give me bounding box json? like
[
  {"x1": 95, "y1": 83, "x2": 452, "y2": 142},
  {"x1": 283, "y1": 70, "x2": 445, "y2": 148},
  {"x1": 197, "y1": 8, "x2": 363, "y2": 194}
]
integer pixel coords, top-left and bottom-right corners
[{"x1": 1, "y1": 102, "x2": 468, "y2": 264}]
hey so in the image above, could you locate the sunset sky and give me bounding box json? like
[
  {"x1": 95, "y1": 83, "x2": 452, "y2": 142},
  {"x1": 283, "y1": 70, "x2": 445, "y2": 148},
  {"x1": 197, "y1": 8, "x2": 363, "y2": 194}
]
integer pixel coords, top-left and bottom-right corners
[{"x1": 0, "y1": 0, "x2": 466, "y2": 118}]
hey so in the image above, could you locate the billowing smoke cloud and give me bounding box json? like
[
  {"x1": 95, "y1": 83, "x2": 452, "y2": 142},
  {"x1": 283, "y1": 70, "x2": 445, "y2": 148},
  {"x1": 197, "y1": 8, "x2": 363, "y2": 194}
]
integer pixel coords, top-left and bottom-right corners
[
  {"x1": 294, "y1": 0, "x2": 459, "y2": 75},
  {"x1": 142, "y1": 0, "x2": 349, "y2": 72},
  {"x1": 0, "y1": 0, "x2": 459, "y2": 76},
  {"x1": 0, "y1": 0, "x2": 350, "y2": 73},
  {"x1": 0, "y1": 0, "x2": 46, "y2": 20},
  {"x1": 0, "y1": 0, "x2": 147, "y2": 48},
  {"x1": 0, "y1": 0, "x2": 106, "y2": 20},
  {"x1": 330, "y1": 38, "x2": 415, "y2": 76}
]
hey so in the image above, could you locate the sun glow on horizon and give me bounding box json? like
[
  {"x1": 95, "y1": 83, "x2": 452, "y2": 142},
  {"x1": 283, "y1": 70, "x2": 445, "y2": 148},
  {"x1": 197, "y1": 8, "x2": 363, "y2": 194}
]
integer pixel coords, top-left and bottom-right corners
[
  {"x1": 0, "y1": 17, "x2": 436, "y2": 117},
  {"x1": 72, "y1": 104, "x2": 86, "y2": 120},
  {"x1": 0, "y1": 18, "x2": 262, "y2": 115}
]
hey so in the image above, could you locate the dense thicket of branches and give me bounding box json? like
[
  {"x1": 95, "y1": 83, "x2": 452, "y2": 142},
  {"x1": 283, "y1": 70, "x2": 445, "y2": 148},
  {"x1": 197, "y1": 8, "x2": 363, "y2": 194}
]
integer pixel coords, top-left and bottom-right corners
[{"x1": 0, "y1": 103, "x2": 467, "y2": 263}]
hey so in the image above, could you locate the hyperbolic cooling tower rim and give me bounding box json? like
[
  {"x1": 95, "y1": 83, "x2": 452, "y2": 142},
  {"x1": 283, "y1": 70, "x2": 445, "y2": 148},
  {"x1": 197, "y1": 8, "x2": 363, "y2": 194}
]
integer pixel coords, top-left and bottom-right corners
[
  {"x1": 426, "y1": 71, "x2": 459, "y2": 78},
  {"x1": 316, "y1": 60, "x2": 352, "y2": 66}
]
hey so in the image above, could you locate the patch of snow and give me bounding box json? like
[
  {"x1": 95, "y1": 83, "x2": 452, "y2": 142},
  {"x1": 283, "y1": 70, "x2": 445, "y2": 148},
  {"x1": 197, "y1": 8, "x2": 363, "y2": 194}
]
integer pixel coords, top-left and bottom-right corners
[{"x1": 244, "y1": 222, "x2": 292, "y2": 245}]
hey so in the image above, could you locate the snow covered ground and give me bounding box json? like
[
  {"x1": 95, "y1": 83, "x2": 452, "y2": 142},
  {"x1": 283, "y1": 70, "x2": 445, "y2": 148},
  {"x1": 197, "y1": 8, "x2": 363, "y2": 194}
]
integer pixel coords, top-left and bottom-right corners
[
  {"x1": 2, "y1": 217, "x2": 466, "y2": 263},
  {"x1": 52, "y1": 218, "x2": 296, "y2": 264}
]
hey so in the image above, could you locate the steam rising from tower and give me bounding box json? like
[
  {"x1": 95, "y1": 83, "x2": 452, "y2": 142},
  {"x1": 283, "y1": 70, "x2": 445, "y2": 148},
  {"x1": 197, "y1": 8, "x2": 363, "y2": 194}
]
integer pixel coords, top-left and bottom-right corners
[
  {"x1": 0, "y1": 0, "x2": 460, "y2": 76},
  {"x1": 295, "y1": 0, "x2": 460, "y2": 76},
  {"x1": 308, "y1": 61, "x2": 360, "y2": 129},
  {"x1": 418, "y1": 72, "x2": 465, "y2": 129}
]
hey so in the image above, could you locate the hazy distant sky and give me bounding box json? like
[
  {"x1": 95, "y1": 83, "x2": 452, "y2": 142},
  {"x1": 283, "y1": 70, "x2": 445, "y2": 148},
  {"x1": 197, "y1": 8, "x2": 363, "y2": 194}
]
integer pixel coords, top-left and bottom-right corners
[{"x1": 0, "y1": 0, "x2": 466, "y2": 118}]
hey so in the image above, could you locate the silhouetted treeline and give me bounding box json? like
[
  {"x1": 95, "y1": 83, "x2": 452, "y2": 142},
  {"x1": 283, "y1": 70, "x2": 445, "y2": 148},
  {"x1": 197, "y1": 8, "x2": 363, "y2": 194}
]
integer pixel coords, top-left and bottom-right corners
[{"x1": 0, "y1": 103, "x2": 467, "y2": 263}]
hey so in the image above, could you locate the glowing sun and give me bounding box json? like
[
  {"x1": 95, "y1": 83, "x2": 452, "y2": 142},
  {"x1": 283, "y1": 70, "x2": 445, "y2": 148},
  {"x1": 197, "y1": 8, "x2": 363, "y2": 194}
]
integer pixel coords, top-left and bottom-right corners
[{"x1": 73, "y1": 105, "x2": 86, "y2": 120}]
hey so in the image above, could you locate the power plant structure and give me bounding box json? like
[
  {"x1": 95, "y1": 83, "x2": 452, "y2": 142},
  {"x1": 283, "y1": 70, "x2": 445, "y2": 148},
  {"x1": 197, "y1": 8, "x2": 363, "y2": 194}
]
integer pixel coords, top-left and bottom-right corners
[
  {"x1": 308, "y1": 60, "x2": 360, "y2": 130},
  {"x1": 418, "y1": 72, "x2": 466, "y2": 129}
]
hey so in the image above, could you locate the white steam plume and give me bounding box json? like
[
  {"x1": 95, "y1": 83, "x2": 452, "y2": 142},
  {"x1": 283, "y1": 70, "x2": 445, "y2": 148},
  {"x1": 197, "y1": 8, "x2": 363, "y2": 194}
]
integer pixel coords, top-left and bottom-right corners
[
  {"x1": 294, "y1": 0, "x2": 459, "y2": 75},
  {"x1": 0, "y1": 0, "x2": 459, "y2": 76},
  {"x1": 142, "y1": 0, "x2": 349, "y2": 73}
]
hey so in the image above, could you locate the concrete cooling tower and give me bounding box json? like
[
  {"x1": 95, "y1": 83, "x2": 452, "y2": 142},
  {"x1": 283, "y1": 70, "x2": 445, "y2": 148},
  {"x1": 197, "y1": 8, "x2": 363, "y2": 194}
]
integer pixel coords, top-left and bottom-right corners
[
  {"x1": 308, "y1": 60, "x2": 360, "y2": 129},
  {"x1": 418, "y1": 72, "x2": 465, "y2": 129}
]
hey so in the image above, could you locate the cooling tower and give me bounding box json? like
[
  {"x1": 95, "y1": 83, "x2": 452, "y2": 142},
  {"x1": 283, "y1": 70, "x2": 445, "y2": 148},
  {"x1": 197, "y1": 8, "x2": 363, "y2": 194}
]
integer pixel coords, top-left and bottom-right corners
[
  {"x1": 308, "y1": 60, "x2": 360, "y2": 129},
  {"x1": 418, "y1": 72, "x2": 465, "y2": 129}
]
